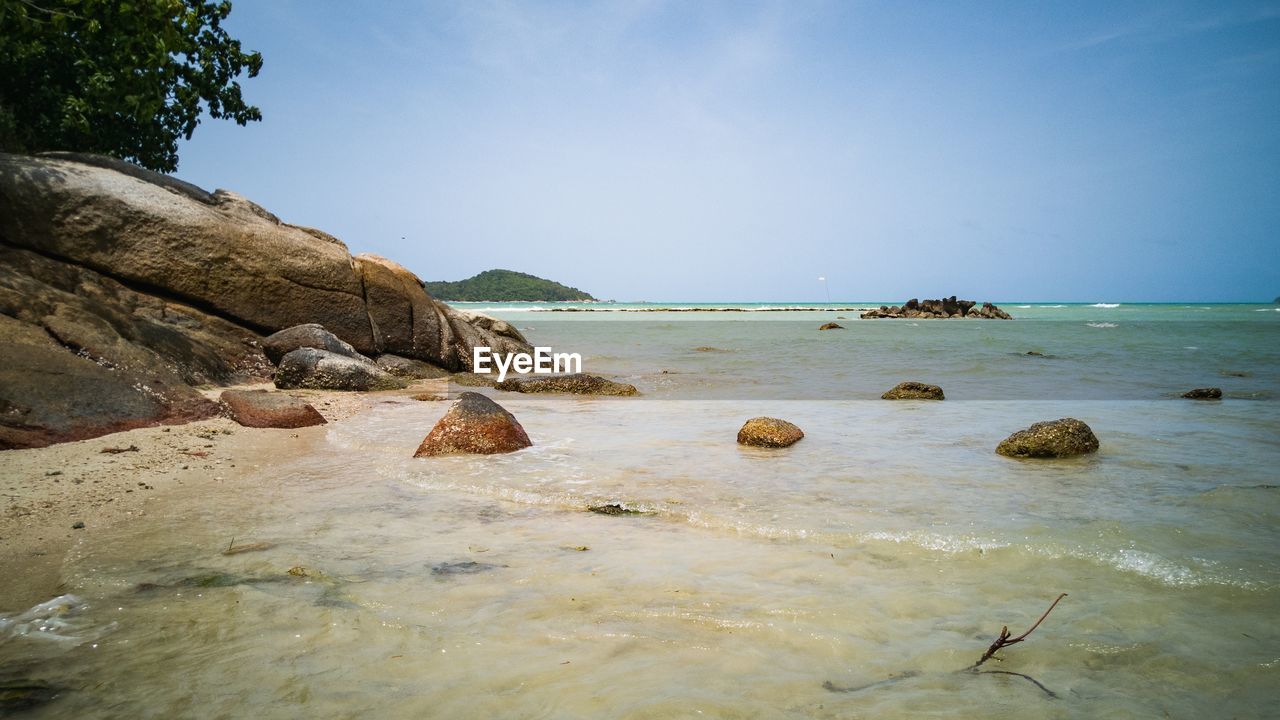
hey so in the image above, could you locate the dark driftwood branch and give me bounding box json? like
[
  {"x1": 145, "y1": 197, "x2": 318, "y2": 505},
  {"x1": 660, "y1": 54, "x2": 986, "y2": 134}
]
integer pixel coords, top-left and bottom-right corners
[
  {"x1": 824, "y1": 593, "x2": 1069, "y2": 699},
  {"x1": 967, "y1": 593, "x2": 1067, "y2": 670}
]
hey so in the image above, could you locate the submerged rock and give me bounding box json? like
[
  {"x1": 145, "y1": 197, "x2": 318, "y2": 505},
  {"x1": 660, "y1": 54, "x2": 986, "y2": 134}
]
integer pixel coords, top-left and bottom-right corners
[
  {"x1": 262, "y1": 324, "x2": 369, "y2": 365},
  {"x1": 0, "y1": 681, "x2": 60, "y2": 714},
  {"x1": 495, "y1": 373, "x2": 638, "y2": 396},
  {"x1": 430, "y1": 560, "x2": 504, "y2": 576},
  {"x1": 881, "y1": 381, "x2": 945, "y2": 400},
  {"x1": 274, "y1": 348, "x2": 406, "y2": 391},
  {"x1": 1182, "y1": 387, "x2": 1222, "y2": 400},
  {"x1": 220, "y1": 389, "x2": 326, "y2": 428},
  {"x1": 819, "y1": 322, "x2": 844, "y2": 330},
  {"x1": 588, "y1": 503, "x2": 648, "y2": 516},
  {"x1": 996, "y1": 418, "x2": 1099, "y2": 458},
  {"x1": 737, "y1": 417, "x2": 804, "y2": 448},
  {"x1": 414, "y1": 392, "x2": 532, "y2": 456}
]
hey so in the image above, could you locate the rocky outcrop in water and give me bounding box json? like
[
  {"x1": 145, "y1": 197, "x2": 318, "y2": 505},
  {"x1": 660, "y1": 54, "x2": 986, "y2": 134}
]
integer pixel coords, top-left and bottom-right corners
[
  {"x1": 0, "y1": 152, "x2": 530, "y2": 447},
  {"x1": 220, "y1": 389, "x2": 326, "y2": 428},
  {"x1": 881, "y1": 381, "x2": 945, "y2": 400},
  {"x1": 819, "y1": 322, "x2": 844, "y2": 330},
  {"x1": 737, "y1": 417, "x2": 804, "y2": 448},
  {"x1": 1182, "y1": 387, "x2": 1222, "y2": 400},
  {"x1": 495, "y1": 373, "x2": 638, "y2": 396},
  {"x1": 414, "y1": 392, "x2": 532, "y2": 456},
  {"x1": 860, "y1": 297, "x2": 1012, "y2": 319},
  {"x1": 996, "y1": 418, "x2": 1099, "y2": 458}
]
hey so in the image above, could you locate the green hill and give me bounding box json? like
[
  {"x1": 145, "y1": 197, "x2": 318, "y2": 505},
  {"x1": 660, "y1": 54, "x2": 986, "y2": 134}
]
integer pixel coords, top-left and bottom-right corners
[{"x1": 424, "y1": 269, "x2": 596, "y2": 302}]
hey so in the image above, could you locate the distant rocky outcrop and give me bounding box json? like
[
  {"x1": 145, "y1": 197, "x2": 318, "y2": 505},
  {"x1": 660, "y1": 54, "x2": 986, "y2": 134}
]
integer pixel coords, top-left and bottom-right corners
[
  {"x1": 861, "y1": 297, "x2": 1012, "y2": 319},
  {"x1": 737, "y1": 417, "x2": 804, "y2": 448},
  {"x1": 1182, "y1": 387, "x2": 1222, "y2": 400},
  {"x1": 414, "y1": 392, "x2": 532, "y2": 456},
  {"x1": 0, "y1": 152, "x2": 532, "y2": 448},
  {"x1": 819, "y1": 322, "x2": 844, "y2": 330},
  {"x1": 996, "y1": 418, "x2": 1099, "y2": 458},
  {"x1": 882, "y1": 381, "x2": 945, "y2": 400},
  {"x1": 425, "y1": 269, "x2": 595, "y2": 302},
  {"x1": 495, "y1": 373, "x2": 638, "y2": 396}
]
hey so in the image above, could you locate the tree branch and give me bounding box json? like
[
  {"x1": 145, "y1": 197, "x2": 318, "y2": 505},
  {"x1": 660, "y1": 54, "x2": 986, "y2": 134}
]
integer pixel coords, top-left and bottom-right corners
[{"x1": 967, "y1": 593, "x2": 1067, "y2": 670}]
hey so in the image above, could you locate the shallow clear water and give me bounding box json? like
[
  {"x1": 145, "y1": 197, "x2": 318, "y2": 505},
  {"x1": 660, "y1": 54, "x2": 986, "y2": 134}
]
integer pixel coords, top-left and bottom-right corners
[{"x1": 3, "y1": 305, "x2": 1278, "y2": 718}]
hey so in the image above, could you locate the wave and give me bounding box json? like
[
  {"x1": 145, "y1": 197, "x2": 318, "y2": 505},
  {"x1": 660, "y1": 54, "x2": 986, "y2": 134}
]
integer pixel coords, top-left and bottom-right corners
[
  {"x1": 388, "y1": 461, "x2": 1272, "y2": 592},
  {"x1": 1091, "y1": 303, "x2": 1121, "y2": 308},
  {"x1": 1016, "y1": 305, "x2": 1032, "y2": 309},
  {"x1": 854, "y1": 532, "x2": 1262, "y2": 590},
  {"x1": 1087, "y1": 322, "x2": 1118, "y2": 328},
  {"x1": 1037, "y1": 305, "x2": 1065, "y2": 308},
  {"x1": 0, "y1": 594, "x2": 112, "y2": 645}
]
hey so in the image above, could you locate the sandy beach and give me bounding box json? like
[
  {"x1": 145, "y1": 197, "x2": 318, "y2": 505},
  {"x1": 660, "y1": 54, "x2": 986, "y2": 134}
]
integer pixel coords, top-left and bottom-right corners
[{"x1": 0, "y1": 382, "x2": 444, "y2": 613}]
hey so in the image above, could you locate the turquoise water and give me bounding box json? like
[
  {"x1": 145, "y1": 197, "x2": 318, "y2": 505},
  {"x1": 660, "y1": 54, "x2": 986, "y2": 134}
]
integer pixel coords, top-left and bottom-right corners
[
  {"x1": 2, "y1": 303, "x2": 1277, "y2": 718},
  {"x1": 478, "y1": 303, "x2": 1280, "y2": 401}
]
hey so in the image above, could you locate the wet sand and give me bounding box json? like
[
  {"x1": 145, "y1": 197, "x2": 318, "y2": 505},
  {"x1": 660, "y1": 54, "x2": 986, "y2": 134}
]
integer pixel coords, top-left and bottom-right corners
[{"x1": 0, "y1": 382, "x2": 443, "y2": 612}]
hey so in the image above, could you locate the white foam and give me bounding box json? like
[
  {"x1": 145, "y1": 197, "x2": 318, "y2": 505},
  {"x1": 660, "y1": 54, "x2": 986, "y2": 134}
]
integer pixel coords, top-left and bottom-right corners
[
  {"x1": 0, "y1": 594, "x2": 102, "y2": 644},
  {"x1": 1087, "y1": 322, "x2": 1118, "y2": 328},
  {"x1": 1037, "y1": 305, "x2": 1065, "y2": 308},
  {"x1": 859, "y1": 530, "x2": 1008, "y2": 553},
  {"x1": 1091, "y1": 303, "x2": 1120, "y2": 308}
]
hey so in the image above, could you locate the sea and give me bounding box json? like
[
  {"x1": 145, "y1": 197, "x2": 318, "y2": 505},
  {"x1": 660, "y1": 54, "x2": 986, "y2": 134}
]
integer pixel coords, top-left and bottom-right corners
[{"x1": 3, "y1": 302, "x2": 1278, "y2": 718}]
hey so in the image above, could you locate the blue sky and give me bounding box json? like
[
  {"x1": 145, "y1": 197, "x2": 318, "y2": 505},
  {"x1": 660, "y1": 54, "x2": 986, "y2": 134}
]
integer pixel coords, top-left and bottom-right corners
[{"x1": 176, "y1": 1, "x2": 1280, "y2": 302}]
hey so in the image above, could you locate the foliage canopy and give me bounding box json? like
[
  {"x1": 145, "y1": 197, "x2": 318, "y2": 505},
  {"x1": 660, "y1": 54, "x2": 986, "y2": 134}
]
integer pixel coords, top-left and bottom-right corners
[
  {"x1": 425, "y1": 269, "x2": 597, "y2": 302},
  {"x1": 0, "y1": 0, "x2": 262, "y2": 172}
]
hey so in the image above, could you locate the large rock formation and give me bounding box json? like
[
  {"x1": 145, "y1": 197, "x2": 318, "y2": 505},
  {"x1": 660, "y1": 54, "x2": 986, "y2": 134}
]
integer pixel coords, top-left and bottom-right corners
[
  {"x1": 375, "y1": 354, "x2": 452, "y2": 380},
  {"x1": 0, "y1": 152, "x2": 533, "y2": 448},
  {"x1": 262, "y1": 324, "x2": 370, "y2": 365},
  {"x1": 861, "y1": 297, "x2": 1012, "y2": 319},
  {"x1": 274, "y1": 348, "x2": 407, "y2": 391}
]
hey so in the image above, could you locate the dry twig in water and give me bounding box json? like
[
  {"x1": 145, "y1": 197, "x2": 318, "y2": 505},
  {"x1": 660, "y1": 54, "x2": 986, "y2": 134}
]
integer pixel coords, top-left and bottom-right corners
[
  {"x1": 825, "y1": 593, "x2": 1069, "y2": 699},
  {"x1": 967, "y1": 593, "x2": 1068, "y2": 670}
]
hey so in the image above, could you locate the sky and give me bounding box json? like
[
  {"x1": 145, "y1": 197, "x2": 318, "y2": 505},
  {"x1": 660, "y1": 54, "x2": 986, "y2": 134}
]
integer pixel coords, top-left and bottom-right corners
[{"x1": 175, "y1": 1, "x2": 1280, "y2": 302}]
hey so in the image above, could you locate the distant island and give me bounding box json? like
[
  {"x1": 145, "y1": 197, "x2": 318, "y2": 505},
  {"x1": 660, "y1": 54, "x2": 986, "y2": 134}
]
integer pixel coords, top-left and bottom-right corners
[{"x1": 424, "y1": 269, "x2": 596, "y2": 302}]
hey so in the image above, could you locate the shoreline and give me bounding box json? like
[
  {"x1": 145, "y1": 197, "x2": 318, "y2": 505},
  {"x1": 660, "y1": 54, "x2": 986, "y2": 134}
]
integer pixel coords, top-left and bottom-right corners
[{"x1": 0, "y1": 382, "x2": 444, "y2": 613}]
